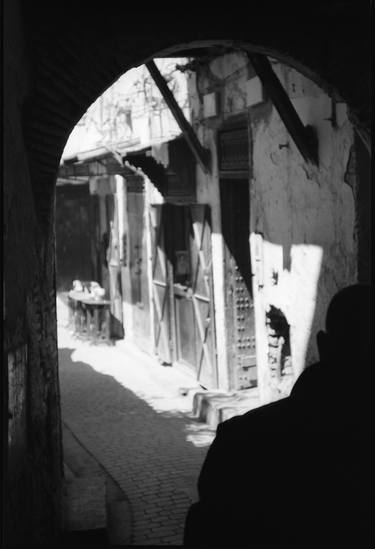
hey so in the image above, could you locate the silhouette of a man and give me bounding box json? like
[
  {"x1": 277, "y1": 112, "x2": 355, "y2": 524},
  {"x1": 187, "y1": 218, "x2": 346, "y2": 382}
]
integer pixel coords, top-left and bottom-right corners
[{"x1": 184, "y1": 284, "x2": 373, "y2": 546}]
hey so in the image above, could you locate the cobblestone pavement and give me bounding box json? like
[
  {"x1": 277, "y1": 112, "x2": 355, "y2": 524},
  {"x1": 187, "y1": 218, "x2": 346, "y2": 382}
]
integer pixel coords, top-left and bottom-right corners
[{"x1": 57, "y1": 297, "x2": 215, "y2": 546}]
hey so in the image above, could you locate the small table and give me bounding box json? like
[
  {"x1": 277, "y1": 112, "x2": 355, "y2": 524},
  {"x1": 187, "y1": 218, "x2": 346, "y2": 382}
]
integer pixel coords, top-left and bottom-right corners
[{"x1": 68, "y1": 291, "x2": 111, "y2": 343}]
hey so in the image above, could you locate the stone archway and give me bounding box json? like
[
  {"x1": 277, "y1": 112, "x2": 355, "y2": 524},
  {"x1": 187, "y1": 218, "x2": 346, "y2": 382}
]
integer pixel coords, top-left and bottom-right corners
[
  {"x1": 21, "y1": 3, "x2": 371, "y2": 227},
  {"x1": 4, "y1": 0, "x2": 371, "y2": 543}
]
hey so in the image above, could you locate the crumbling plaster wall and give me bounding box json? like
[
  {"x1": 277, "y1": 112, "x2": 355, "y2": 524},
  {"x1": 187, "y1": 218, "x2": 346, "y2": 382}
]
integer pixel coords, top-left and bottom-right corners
[
  {"x1": 250, "y1": 64, "x2": 357, "y2": 402},
  {"x1": 4, "y1": 0, "x2": 63, "y2": 543},
  {"x1": 189, "y1": 52, "x2": 357, "y2": 400}
]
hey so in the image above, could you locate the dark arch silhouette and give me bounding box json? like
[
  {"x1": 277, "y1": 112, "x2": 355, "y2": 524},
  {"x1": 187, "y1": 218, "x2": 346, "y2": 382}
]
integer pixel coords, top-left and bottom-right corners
[
  {"x1": 6, "y1": 3, "x2": 370, "y2": 543},
  {"x1": 21, "y1": 2, "x2": 371, "y2": 228}
]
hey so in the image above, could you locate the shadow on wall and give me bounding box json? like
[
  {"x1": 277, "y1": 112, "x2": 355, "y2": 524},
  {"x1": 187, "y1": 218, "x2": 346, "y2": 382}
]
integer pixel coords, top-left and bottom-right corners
[
  {"x1": 259, "y1": 239, "x2": 324, "y2": 370},
  {"x1": 218, "y1": 166, "x2": 326, "y2": 391},
  {"x1": 249, "y1": 109, "x2": 370, "y2": 393},
  {"x1": 221, "y1": 195, "x2": 326, "y2": 394}
]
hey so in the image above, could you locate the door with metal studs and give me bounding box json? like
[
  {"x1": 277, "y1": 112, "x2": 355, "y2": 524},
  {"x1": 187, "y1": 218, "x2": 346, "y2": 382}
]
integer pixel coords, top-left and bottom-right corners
[{"x1": 220, "y1": 179, "x2": 257, "y2": 390}]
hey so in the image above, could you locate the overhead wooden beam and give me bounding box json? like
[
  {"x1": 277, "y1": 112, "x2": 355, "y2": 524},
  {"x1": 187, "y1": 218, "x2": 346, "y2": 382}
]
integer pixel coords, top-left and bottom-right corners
[
  {"x1": 248, "y1": 53, "x2": 319, "y2": 166},
  {"x1": 145, "y1": 60, "x2": 211, "y2": 174},
  {"x1": 101, "y1": 144, "x2": 124, "y2": 167},
  {"x1": 355, "y1": 127, "x2": 371, "y2": 155},
  {"x1": 56, "y1": 177, "x2": 88, "y2": 186}
]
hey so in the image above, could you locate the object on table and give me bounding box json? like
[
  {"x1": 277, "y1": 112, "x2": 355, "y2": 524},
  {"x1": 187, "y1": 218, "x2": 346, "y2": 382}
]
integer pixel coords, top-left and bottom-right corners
[
  {"x1": 72, "y1": 279, "x2": 83, "y2": 292},
  {"x1": 89, "y1": 281, "x2": 106, "y2": 300}
]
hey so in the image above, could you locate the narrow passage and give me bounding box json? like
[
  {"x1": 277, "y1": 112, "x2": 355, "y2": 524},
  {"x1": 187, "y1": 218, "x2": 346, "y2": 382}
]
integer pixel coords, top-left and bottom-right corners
[{"x1": 57, "y1": 298, "x2": 215, "y2": 545}]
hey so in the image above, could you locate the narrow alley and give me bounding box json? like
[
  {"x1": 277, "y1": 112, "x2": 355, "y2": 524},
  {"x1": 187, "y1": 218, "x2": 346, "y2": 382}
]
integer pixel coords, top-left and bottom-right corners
[
  {"x1": 57, "y1": 296, "x2": 216, "y2": 545},
  {"x1": 4, "y1": 2, "x2": 371, "y2": 545}
]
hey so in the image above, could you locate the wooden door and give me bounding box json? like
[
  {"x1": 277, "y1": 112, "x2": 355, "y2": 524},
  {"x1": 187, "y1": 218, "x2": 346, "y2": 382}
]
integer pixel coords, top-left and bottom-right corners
[
  {"x1": 149, "y1": 204, "x2": 173, "y2": 364},
  {"x1": 107, "y1": 193, "x2": 124, "y2": 339},
  {"x1": 128, "y1": 192, "x2": 145, "y2": 306},
  {"x1": 220, "y1": 180, "x2": 257, "y2": 390},
  {"x1": 189, "y1": 205, "x2": 217, "y2": 388},
  {"x1": 166, "y1": 204, "x2": 217, "y2": 388},
  {"x1": 150, "y1": 203, "x2": 217, "y2": 387},
  {"x1": 169, "y1": 206, "x2": 197, "y2": 370},
  {"x1": 89, "y1": 194, "x2": 102, "y2": 286},
  {"x1": 127, "y1": 189, "x2": 151, "y2": 348}
]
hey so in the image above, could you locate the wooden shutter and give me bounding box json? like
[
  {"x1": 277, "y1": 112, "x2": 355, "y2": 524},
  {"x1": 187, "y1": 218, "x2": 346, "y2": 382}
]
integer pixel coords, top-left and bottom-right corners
[
  {"x1": 150, "y1": 204, "x2": 172, "y2": 364},
  {"x1": 108, "y1": 194, "x2": 124, "y2": 338}
]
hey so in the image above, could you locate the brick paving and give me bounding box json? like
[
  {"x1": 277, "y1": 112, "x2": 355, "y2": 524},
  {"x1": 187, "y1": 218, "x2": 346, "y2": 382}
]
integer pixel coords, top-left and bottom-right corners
[{"x1": 57, "y1": 297, "x2": 215, "y2": 546}]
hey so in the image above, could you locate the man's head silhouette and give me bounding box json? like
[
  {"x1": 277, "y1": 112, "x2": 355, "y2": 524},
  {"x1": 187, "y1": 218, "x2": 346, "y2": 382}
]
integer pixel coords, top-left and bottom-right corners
[{"x1": 317, "y1": 284, "x2": 372, "y2": 372}]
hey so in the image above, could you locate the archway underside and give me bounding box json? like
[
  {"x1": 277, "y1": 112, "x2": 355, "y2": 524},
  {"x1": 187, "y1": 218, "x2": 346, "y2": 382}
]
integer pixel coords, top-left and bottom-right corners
[{"x1": 21, "y1": 3, "x2": 371, "y2": 227}]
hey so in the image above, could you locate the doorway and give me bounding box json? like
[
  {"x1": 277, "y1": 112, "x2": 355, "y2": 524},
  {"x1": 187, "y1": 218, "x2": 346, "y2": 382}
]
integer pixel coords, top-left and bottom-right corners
[
  {"x1": 105, "y1": 193, "x2": 124, "y2": 339},
  {"x1": 168, "y1": 205, "x2": 196, "y2": 370},
  {"x1": 150, "y1": 203, "x2": 218, "y2": 388},
  {"x1": 55, "y1": 184, "x2": 93, "y2": 291},
  {"x1": 221, "y1": 179, "x2": 256, "y2": 389},
  {"x1": 218, "y1": 120, "x2": 257, "y2": 390}
]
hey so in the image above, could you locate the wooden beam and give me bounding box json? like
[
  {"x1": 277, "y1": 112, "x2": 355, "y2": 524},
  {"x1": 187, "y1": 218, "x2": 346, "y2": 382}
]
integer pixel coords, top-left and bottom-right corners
[
  {"x1": 248, "y1": 53, "x2": 319, "y2": 166},
  {"x1": 145, "y1": 60, "x2": 211, "y2": 174},
  {"x1": 355, "y1": 127, "x2": 371, "y2": 155},
  {"x1": 101, "y1": 144, "x2": 124, "y2": 167}
]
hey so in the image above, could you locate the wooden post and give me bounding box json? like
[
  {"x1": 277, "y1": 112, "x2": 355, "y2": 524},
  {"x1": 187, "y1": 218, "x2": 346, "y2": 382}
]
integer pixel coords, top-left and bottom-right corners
[
  {"x1": 248, "y1": 53, "x2": 319, "y2": 166},
  {"x1": 146, "y1": 60, "x2": 211, "y2": 174}
]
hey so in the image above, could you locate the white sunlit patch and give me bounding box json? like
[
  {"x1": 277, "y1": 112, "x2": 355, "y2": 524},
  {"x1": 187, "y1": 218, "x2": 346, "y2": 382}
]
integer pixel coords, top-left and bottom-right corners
[{"x1": 185, "y1": 423, "x2": 216, "y2": 448}]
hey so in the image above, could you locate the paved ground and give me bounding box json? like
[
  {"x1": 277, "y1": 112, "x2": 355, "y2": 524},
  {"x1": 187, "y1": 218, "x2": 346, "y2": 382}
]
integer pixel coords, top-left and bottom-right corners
[{"x1": 57, "y1": 296, "x2": 216, "y2": 546}]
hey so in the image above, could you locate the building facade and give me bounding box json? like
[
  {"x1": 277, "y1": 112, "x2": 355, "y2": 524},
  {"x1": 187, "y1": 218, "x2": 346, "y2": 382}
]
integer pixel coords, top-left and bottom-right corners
[
  {"x1": 180, "y1": 51, "x2": 366, "y2": 402},
  {"x1": 58, "y1": 51, "x2": 368, "y2": 404}
]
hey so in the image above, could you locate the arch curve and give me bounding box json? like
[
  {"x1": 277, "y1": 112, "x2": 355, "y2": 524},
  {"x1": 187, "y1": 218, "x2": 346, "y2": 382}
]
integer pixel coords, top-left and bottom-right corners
[{"x1": 21, "y1": 2, "x2": 371, "y2": 226}]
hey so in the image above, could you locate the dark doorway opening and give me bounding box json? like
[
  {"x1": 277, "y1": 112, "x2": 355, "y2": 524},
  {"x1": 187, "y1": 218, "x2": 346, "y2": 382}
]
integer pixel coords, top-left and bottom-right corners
[{"x1": 56, "y1": 184, "x2": 93, "y2": 291}]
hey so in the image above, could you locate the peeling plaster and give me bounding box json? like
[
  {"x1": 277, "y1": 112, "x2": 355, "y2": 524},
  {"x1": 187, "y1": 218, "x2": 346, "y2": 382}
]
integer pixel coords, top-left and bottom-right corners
[
  {"x1": 252, "y1": 98, "x2": 357, "y2": 399},
  {"x1": 190, "y1": 51, "x2": 358, "y2": 402}
]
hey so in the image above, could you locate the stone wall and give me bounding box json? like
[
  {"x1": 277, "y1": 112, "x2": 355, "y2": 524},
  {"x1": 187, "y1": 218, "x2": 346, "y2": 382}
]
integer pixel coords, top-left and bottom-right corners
[
  {"x1": 3, "y1": 0, "x2": 63, "y2": 543},
  {"x1": 250, "y1": 62, "x2": 357, "y2": 401}
]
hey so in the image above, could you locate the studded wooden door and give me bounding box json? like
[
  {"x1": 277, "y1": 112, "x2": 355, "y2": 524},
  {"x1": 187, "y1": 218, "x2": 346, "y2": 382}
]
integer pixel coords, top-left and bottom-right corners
[
  {"x1": 149, "y1": 204, "x2": 173, "y2": 364},
  {"x1": 220, "y1": 179, "x2": 257, "y2": 390}
]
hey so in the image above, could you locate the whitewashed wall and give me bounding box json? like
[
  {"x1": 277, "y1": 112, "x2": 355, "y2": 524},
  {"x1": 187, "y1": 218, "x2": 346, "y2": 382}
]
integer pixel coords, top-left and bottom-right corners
[{"x1": 189, "y1": 52, "x2": 357, "y2": 401}]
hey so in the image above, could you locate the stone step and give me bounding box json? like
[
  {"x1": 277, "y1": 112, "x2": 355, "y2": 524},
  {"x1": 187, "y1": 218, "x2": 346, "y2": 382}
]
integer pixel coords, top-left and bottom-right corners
[
  {"x1": 63, "y1": 424, "x2": 102, "y2": 478},
  {"x1": 192, "y1": 388, "x2": 260, "y2": 429},
  {"x1": 62, "y1": 422, "x2": 132, "y2": 545},
  {"x1": 107, "y1": 500, "x2": 132, "y2": 546},
  {"x1": 59, "y1": 527, "x2": 108, "y2": 547},
  {"x1": 63, "y1": 475, "x2": 107, "y2": 532}
]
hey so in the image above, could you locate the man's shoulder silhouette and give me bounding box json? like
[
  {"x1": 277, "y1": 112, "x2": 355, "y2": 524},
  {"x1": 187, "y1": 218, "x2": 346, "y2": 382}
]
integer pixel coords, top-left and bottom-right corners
[
  {"x1": 184, "y1": 285, "x2": 373, "y2": 546},
  {"x1": 218, "y1": 394, "x2": 293, "y2": 436},
  {"x1": 216, "y1": 363, "x2": 322, "y2": 441}
]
